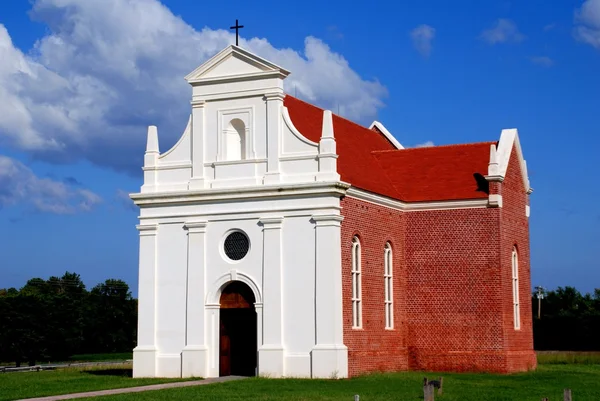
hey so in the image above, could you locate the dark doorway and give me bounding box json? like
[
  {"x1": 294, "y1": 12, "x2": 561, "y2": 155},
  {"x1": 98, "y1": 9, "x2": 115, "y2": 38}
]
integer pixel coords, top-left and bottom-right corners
[{"x1": 219, "y1": 281, "x2": 257, "y2": 377}]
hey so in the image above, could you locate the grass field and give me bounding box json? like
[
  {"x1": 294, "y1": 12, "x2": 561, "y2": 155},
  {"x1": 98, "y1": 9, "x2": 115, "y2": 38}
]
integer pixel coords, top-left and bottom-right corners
[
  {"x1": 0, "y1": 364, "x2": 194, "y2": 401},
  {"x1": 79, "y1": 365, "x2": 600, "y2": 401},
  {"x1": 2, "y1": 358, "x2": 600, "y2": 401},
  {"x1": 536, "y1": 351, "x2": 600, "y2": 365}
]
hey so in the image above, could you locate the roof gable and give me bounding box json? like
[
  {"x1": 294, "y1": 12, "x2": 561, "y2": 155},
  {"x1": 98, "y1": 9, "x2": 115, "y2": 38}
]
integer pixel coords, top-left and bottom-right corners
[
  {"x1": 489, "y1": 129, "x2": 532, "y2": 193},
  {"x1": 185, "y1": 45, "x2": 290, "y2": 84}
]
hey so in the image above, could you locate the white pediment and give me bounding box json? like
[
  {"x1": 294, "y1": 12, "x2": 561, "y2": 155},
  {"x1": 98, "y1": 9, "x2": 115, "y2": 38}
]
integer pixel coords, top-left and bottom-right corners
[{"x1": 185, "y1": 45, "x2": 290, "y2": 83}]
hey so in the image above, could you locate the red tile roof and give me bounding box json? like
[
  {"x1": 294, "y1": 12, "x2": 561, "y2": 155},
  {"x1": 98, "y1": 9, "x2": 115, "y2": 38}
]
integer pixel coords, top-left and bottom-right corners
[{"x1": 283, "y1": 95, "x2": 494, "y2": 202}]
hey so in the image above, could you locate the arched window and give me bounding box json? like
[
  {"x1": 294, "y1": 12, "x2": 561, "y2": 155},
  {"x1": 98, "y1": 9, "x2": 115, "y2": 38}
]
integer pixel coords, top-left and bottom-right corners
[
  {"x1": 352, "y1": 236, "x2": 362, "y2": 329},
  {"x1": 384, "y1": 242, "x2": 393, "y2": 329},
  {"x1": 225, "y1": 118, "x2": 246, "y2": 161},
  {"x1": 512, "y1": 246, "x2": 520, "y2": 330}
]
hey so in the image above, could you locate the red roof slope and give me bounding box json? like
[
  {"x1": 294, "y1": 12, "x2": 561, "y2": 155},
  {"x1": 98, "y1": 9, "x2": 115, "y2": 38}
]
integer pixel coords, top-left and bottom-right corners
[
  {"x1": 283, "y1": 95, "x2": 493, "y2": 202},
  {"x1": 284, "y1": 96, "x2": 401, "y2": 199},
  {"x1": 371, "y1": 143, "x2": 494, "y2": 202}
]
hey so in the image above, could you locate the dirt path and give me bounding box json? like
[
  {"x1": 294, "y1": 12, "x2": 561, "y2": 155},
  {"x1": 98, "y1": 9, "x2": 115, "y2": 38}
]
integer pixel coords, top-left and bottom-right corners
[{"x1": 15, "y1": 376, "x2": 246, "y2": 401}]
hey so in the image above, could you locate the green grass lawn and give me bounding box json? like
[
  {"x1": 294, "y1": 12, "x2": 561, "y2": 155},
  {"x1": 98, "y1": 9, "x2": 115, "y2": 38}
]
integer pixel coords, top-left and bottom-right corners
[
  {"x1": 536, "y1": 351, "x2": 600, "y2": 365},
  {"x1": 2, "y1": 363, "x2": 599, "y2": 401},
  {"x1": 76, "y1": 365, "x2": 600, "y2": 401},
  {"x1": 0, "y1": 364, "x2": 195, "y2": 401}
]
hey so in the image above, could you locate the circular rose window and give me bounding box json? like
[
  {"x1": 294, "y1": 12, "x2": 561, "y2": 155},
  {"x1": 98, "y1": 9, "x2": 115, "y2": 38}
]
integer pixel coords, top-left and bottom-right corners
[{"x1": 223, "y1": 231, "x2": 250, "y2": 261}]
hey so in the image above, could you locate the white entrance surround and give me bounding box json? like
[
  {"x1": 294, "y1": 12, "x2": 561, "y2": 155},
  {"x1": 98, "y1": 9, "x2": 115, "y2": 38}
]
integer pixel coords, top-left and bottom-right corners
[{"x1": 131, "y1": 45, "x2": 349, "y2": 379}]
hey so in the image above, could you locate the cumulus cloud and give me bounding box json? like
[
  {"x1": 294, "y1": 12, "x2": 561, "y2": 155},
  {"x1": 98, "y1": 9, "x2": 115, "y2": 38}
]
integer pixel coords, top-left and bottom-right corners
[
  {"x1": 574, "y1": 0, "x2": 600, "y2": 49},
  {"x1": 529, "y1": 56, "x2": 554, "y2": 67},
  {"x1": 410, "y1": 25, "x2": 436, "y2": 57},
  {"x1": 0, "y1": 0, "x2": 387, "y2": 174},
  {"x1": 415, "y1": 141, "x2": 435, "y2": 148},
  {"x1": 0, "y1": 155, "x2": 102, "y2": 214},
  {"x1": 480, "y1": 19, "x2": 525, "y2": 44}
]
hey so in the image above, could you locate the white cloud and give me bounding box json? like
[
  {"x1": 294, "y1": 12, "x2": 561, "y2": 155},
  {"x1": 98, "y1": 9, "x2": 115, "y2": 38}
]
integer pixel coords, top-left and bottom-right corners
[
  {"x1": 574, "y1": 0, "x2": 600, "y2": 49},
  {"x1": 410, "y1": 25, "x2": 436, "y2": 57},
  {"x1": 415, "y1": 141, "x2": 435, "y2": 148},
  {"x1": 0, "y1": 155, "x2": 102, "y2": 213},
  {"x1": 0, "y1": 0, "x2": 387, "y2": 174},
  {"x1": 480, "y1": 19, "x2": 525, "y2": 44},
  {"x1": 529, "y1": 56, "x2": 554, "y2": 67}
]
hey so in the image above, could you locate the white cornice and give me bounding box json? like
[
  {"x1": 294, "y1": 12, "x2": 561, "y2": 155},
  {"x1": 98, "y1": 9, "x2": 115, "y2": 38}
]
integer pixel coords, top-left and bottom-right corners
[
  {"x1": 345, "y1": 187, "x2": 490, "y2": 212},
  {"x1": 131, "y1": 181, "x2": 350, "y2": 206},
  {"x1": 369, "y1": 121, "x2": 404, "y2": 149}
]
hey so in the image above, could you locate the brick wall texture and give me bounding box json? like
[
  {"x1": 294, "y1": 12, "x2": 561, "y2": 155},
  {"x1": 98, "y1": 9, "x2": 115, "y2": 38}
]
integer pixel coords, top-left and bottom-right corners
[{"x1": 340, "y1": 146, "x2": 536, "y2": 376}]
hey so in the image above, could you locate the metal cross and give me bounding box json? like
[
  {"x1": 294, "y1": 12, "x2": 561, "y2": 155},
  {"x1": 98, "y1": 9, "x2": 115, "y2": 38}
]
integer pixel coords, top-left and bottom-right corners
[{"x1": 230, "y1": 19, "x2": 244, "y2": 46}]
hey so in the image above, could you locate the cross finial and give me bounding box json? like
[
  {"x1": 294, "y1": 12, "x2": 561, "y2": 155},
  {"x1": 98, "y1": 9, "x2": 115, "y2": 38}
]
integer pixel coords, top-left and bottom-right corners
[{"x1": 230, "y1": 19, "x2": 244, "y2": 46}]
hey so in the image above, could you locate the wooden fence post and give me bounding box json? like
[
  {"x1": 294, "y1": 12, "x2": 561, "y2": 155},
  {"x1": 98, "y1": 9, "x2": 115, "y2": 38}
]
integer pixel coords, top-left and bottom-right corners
[
  {"x1": 424, "y1": 383, "x2": 435, "y2": 401},
  {"x1": 564, "y1": 389, "x2": 572, "y2": 401}
]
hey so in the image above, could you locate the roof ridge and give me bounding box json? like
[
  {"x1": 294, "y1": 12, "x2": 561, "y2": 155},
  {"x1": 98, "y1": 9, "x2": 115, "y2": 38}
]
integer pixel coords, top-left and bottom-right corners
[{"x1": 371, "y1": 140, "x2": 497, "y2": 154}]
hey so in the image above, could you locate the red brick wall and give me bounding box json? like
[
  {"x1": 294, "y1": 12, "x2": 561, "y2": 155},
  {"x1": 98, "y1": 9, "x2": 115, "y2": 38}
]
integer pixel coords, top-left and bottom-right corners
[
  {"x1": 405, "y1": 207, "x2": 508, "y2": 372},
  {"x1": 499, "y1": 147, "x2": 537, "y2": 371},
  {"x1": 340, "y1": 196, "x2": 409, "y2": 377},
  {"x1": 340, "y1": 144, "x2": 535, "y2": 376}
]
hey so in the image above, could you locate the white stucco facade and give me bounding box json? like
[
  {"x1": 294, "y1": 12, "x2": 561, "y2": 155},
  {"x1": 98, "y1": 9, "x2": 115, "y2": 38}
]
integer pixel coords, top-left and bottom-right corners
[{"x1": 130, "y1": 46, "x2": 348, "y2": 379}]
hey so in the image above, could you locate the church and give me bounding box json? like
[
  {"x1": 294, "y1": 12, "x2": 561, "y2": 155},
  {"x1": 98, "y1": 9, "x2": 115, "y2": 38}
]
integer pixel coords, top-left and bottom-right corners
[{"x1": 129, "y1": 45, "x2": 536, "y2": 379}]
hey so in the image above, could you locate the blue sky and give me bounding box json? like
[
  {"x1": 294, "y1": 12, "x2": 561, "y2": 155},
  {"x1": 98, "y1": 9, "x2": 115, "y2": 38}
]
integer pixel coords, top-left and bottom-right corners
[{"x1": 0, "y1": 0, "x2": 598, "y2": 295}]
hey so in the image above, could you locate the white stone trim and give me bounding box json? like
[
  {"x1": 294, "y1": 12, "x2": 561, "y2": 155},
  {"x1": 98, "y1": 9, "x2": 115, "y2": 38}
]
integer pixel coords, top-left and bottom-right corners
[
  {"x1": 205, "y1": 271, "x2": 263, "y2": 305},
  {"x1": 369, "y1": 121, "x2": 404, "y2": 149},
  {"x1": 345, "y1": 187, "x2": 489, "y2": 212},
  {"x1": 185, "y1": 45, "x2": 290, "y2": 84},
  {"x1": 282, "y1": 106, "x2": 319, "y2": 148},
  {"x1": 488, "y1": 194, "x2": 503, "y2": 208},
  {"x1": 489, "y1": 129, "x2": 532, "y2": 193},
  {"x1": 143, "y1": 162, "x2": 192, "y2": 171},
  {"x1": 525, "y1": 205, "x2": 530, "y2": 217},
  {"x1": 136, "y1": 224, "x2": 158, "y2": 235},
  {"x1": 131, "y1": 181, "x2": 350, "y2": 206},
  {"x1": 159, "y1": 116, "x2": 191, "y2": 160}
]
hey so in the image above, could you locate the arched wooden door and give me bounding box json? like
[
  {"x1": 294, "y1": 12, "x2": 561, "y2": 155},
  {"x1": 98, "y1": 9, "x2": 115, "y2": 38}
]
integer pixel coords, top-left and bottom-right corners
[{"x1": 219, "y1": 281, "x2": 257, "y2": 377}]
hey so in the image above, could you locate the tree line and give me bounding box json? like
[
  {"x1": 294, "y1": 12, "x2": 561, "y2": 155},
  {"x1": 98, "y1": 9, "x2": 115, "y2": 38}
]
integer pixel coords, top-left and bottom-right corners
[
  {"x1": 1, "y1": 274, "x2": 598, "y2": 366},
  {"x1": 0, "y1": 272, "x2": 137, "y2": 366},
  {"x1": 532, "y1": 286, "x2": 600, "y2": 351}
]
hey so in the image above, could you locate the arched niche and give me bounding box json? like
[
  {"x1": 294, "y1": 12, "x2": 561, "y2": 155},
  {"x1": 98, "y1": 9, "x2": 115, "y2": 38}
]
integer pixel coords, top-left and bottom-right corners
[{"x1": 225, "y1": 118, "x2": 246, "y2": 161}]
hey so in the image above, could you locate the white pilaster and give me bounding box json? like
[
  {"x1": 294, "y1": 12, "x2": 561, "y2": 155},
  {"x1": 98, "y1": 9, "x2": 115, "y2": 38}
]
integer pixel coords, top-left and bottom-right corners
[
  {"x1": 311, "y1": 214, "x2": 348, "y2": 379},
  {"x1": 133, "y1": 224, "x2": 158, "y2": 378},
  {"x1": 181, "y1": 221, "x2": 208, "y2": 377},
  {"x1": 189, "y1": 99, "x2": 206, "y2": 190},
  {"x1": 205, "y1": 303, "x2": 220, "y2": 378},
  {"x1": 257, "y1": 216, "x2": 285, "y2": 376},
  {"x1": 264, "y1": 92, "x2": 284, "y2": 184}
]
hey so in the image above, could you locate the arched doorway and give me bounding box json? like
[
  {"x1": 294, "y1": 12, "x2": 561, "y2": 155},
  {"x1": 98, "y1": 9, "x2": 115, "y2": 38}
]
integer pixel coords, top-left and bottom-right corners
[{"x1": 219, "y1": 281, "x2": 257, "y2": 377}]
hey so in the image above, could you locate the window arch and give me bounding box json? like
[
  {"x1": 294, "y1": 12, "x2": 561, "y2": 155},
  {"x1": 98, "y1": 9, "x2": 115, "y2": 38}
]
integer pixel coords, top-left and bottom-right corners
[
  {"x1": 512, "y1": 246, "x2": 520, "y2": 330},
  {"x1": 384, "y1": 242, "x2": 393, "y2": 329},
  {"x1": 351, "y1": 236, "x2": 362, "y2": 329},
  {"x1": 225, "y1": 118, "x2": 246, "y2": 161}
]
